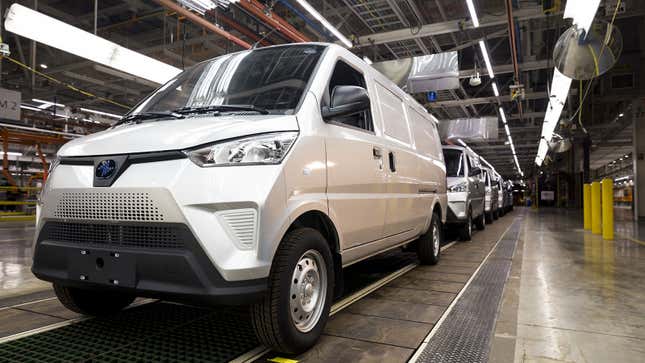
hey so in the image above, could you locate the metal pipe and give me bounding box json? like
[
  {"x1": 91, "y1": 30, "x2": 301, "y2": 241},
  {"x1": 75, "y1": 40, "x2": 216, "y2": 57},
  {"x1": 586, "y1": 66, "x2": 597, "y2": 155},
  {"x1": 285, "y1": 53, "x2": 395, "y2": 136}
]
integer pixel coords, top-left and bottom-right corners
[
  {"x1": 214, "y1": 11, "x2": 271, "y2": 47},
  {"x1": 276, "y1": 0, "x2": 329, "y2": 40},
  {"x1": 505, "y1": 0, "x2": 523, "y2": 119},
  {"x1": 236, "y1": 0, "x2": 309, "y2": 43},
  {"x1": 152, "y1": 0, "x2": 251, "y2": 49}
]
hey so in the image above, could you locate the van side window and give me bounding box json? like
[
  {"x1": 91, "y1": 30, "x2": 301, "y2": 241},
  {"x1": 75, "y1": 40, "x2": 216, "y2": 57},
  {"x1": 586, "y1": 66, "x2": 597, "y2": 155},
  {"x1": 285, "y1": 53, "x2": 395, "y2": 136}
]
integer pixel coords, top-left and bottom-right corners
[{"x1": 326, "y1": 60, "x2": 373, "y2": 131}]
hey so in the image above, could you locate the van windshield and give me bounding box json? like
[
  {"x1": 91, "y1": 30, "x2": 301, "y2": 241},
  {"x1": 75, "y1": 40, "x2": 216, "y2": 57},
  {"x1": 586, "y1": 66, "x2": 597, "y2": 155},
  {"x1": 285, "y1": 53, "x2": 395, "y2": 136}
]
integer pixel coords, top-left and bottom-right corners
[
  {"x1": 443, "y1": 149, "x2": 464, "y2": 177},
  {"x1": 128, "y1": 45, "x2": 326, "y2": 117}
]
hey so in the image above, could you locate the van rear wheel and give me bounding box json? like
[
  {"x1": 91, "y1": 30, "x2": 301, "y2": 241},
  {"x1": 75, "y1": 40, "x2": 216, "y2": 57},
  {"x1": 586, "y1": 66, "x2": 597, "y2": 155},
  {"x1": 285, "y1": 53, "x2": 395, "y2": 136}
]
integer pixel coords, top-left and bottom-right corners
[
  {"x1": 474, "y1": 211, "x2": 486, "y2": 231},
  {"x1": 53, "y1": 283, "x2": 135, "y2": 316},
  {"x1": 418, "y1": 212, "x2": 441, "y2": 265},
  {"x1": 251, "y1": 228, "x2": 334, "y2": 355}
]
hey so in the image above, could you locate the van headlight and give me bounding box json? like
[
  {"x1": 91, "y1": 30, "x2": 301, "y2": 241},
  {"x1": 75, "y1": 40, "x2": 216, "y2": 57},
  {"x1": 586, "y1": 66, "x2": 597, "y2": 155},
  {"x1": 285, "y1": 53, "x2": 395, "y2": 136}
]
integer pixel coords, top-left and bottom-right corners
[
  {"x1": 448, "y1": 182, "x2": 467, "y2": 193},
  {"x1": 185, "y1": 132, "x2": 298, "y2": 167}
]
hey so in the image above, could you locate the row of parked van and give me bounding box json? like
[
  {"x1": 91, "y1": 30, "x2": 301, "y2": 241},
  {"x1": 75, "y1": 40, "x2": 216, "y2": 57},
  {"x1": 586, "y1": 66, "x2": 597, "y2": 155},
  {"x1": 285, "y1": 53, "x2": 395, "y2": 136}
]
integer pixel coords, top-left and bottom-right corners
[
  {"x1": 443, "y1": 145, "x2": 514, "y2": 240},
  {"x1": 34, "y1": 43, "x2": 514, "y2": 355}
]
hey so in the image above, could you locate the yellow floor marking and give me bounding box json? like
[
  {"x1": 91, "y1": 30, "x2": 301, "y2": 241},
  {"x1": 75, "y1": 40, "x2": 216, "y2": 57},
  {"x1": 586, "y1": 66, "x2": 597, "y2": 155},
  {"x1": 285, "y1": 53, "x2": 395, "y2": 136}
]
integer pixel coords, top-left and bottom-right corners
[{"x1": 267, "y1": 358, "x2": 298, "y2": 363}]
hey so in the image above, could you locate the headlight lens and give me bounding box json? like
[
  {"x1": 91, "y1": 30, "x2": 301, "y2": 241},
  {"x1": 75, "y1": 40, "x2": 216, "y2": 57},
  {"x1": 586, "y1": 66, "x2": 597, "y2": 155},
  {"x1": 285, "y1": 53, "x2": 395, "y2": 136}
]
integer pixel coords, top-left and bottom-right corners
[
  {"x1": 38, "y1": 156, "x2": 60, "y2": 207},
  {"x1": 448, "y1": 182, "x2": 467, "y2": 193},
  {"x1": 185, "y1": 132, "x2": 298, "y2": 167}
]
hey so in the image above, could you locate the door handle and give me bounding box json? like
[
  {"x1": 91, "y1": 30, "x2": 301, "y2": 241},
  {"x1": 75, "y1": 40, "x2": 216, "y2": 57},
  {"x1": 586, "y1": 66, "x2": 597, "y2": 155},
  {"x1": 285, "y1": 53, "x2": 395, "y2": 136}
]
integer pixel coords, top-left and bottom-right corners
[{"x1": 388, "y1": 151, "x2": 396, "y2": 172}]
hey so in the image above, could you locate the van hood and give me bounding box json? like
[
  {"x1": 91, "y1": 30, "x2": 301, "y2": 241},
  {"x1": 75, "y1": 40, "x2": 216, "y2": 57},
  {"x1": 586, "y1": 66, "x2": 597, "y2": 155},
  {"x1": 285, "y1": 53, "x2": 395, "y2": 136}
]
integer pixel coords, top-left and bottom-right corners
[
  {"x1": 58, "y1": 114, "x2": 299, "y2": 157},
  {"x1": 447, "y1": 176, "x2": 465, "y2": 187}
]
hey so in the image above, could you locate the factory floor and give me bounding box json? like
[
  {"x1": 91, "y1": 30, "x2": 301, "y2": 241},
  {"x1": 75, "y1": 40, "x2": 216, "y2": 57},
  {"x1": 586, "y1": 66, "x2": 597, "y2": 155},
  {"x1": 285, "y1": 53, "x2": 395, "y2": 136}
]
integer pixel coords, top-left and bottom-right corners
[{"x1": 0, "y1": 209, "x2": 644, "y2": 362}]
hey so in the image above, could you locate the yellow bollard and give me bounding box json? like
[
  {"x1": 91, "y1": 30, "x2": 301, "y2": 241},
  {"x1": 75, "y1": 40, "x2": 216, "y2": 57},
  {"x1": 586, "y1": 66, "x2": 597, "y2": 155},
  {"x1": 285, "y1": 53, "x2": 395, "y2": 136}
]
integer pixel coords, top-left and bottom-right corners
[
  {"x1": 583, "y1": 184, "x2": 591, "y2": 230},
  {"x1": 591, "y1": 181, "x2": 601, "y2": 235},
  {"x1": 602, "y1": 178, "x2": 614, "y2": 240}
]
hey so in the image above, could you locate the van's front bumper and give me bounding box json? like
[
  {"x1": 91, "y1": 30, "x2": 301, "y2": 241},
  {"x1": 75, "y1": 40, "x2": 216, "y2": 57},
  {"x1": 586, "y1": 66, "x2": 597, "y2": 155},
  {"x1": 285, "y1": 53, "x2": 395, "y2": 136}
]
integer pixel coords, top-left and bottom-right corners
[
  {"x1": 32, "y1": 221, "x2": 267, "y2": 304},
  {"x1": 34, "y1": 156, "x2": 289, "y2": 304}
]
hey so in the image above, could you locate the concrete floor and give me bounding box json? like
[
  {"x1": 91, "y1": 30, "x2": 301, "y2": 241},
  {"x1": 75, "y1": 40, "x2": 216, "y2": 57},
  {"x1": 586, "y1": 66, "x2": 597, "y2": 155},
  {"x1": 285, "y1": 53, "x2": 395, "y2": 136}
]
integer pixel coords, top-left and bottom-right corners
[{"x1": 1, "y1": 209, "x2": 644, "y2": 362}]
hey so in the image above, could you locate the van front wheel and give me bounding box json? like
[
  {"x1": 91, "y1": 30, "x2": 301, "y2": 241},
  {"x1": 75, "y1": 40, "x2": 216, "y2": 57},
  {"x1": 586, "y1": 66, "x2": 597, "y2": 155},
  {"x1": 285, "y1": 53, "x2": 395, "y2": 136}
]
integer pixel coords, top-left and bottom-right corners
[{"x1": 251, "y1": 228, "x2": 334, "y2": 355}]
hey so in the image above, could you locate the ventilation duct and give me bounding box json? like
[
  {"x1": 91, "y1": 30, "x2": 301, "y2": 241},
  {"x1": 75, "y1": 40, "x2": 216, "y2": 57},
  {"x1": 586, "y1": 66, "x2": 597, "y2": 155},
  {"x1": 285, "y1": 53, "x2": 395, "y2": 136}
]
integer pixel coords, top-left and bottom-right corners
[
  {"x1": 372, "y1": 51, "x2": 459, "y2": 93},
  {"x1": 439, "y1": 117, "x2": 499, "y2": 142}
]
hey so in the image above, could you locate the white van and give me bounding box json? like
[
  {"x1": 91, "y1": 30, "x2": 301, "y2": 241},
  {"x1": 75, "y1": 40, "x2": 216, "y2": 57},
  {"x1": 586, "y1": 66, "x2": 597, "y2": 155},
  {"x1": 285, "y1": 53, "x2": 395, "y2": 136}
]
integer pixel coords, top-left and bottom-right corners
[{"x1": 33, "y1": 43, "x2": 447, "y2": 354}]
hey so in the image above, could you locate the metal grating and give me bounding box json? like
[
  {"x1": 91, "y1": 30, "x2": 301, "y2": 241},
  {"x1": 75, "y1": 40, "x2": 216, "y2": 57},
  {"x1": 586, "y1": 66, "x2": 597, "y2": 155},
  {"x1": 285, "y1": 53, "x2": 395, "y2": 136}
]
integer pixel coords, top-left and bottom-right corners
[
  {"x1": 415, "y1": 219, "x2": 522, "y2": 363},
  {"x1": 42, "y1": 222, "x2": 184, "y2": 249},
  {"x1": 0, "y1": 302, "x2": 259, "y2": 363},
  {"x1": 54, "y1": 192, "x2": 164, "y2": 222}
]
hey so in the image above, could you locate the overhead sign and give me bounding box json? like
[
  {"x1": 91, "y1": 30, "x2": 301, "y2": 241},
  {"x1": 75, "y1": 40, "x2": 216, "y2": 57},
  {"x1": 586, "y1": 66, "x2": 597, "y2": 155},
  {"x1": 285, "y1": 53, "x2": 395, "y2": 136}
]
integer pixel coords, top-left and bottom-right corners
[{"x1": 0, "y1": 88, "x2": 21, "y2": 120}]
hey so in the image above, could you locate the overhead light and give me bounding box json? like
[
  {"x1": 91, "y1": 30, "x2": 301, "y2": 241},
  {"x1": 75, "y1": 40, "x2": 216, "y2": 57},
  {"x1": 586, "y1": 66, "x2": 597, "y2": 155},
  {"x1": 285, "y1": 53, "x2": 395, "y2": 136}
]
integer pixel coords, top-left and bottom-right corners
[
  {"x1": 465, "y1": 0, "x2": 480, "y2": 28},
  {"x1": 535, "y1": 68, "x2": 572, "y2": 166},
  {"x1": 0, "y1": 151, "x2": 23, "y2": 157},
  {"x1": 619, "y1": 113, "x2": 624, "y2": 117},
  {"x1": 295, "y1": 0, "x2": 352, "y2": 48},
  {"x1": 563, "y1": 0, "x2": 601, "y2": 36},
  {"x1": 499, "y1": 107, "x2": 507, "y2": 124},
  {"x1": 363, "y1": 56, "x2": 373, "y2": 65},
  {"x1": 177, "y1": 0, "x2": 216, "y2": 14},
  {"x1": 504, "y1": 124, "x2": 510, "y2": 136},
  {"x1": 625, "y1": 154, "x2": 629, "y2": 158},
  {"x1": 20, "y1": 104, "x2": 43, "y2": 112},
  {"x1": 492, "y1": 82, "x2": 499, "y2": 97},
  {"x1": 5, "y1": 4, "x2": 181, "y2": 85},
  {"x1": 80, "y1": 107, "x2": 122, "y2": 119},
  {"x1": 32, "y1": 98, "x2": 66, "y2": 108},
  {"x1": 39, "y1": 63, "x2": 48, "y2": 69},
  {"x1": 478, "y1": 40, "x2": 494, "y2": 79}
]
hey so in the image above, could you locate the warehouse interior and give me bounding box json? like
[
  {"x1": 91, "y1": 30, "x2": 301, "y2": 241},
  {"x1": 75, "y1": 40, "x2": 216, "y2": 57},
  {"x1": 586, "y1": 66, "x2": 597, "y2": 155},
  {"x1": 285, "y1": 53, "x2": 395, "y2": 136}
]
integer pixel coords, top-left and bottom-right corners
[{"x1": 0, "y1": 0, "x2": 644, "y2": 362}]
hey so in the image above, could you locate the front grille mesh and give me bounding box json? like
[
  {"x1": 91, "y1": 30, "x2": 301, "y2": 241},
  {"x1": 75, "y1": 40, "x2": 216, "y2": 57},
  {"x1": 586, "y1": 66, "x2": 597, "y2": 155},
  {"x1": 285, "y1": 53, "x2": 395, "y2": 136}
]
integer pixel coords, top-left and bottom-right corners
[
  {"x1": 44, "y1": 222, "x2": 183, "y2": 249},
  {"x1": 54, "y1": 192, "x2": 164, "y2": 221}
]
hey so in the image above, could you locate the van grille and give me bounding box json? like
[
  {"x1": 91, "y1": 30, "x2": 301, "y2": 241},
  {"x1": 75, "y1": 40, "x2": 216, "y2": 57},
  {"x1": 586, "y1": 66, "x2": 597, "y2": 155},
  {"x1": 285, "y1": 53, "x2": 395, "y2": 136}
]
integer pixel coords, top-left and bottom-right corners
[
  {"x1": 43, "y1": 222, "x2": 183, "y2": 249},
  {"x1": 54, "y1": 192, "x2": 164, "y2": 221}
]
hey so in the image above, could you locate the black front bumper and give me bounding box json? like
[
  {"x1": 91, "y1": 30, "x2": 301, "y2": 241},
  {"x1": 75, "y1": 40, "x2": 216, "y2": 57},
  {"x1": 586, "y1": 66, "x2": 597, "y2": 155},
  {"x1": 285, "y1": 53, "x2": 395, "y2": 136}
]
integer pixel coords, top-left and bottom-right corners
[{"x1": 32, "y1": 221, "x2": 267, "y2": 306}]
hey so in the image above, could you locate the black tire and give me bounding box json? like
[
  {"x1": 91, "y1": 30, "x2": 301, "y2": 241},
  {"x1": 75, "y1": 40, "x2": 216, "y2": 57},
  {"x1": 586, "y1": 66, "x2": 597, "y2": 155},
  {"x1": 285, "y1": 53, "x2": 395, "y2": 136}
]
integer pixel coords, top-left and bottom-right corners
[
  {"x1": 474, "y1": 210, "x2": 486, "y2": 230},
  {"x1": 53, "y1": 283, "x2": 135, "y2": 316},
  {"x1": 459, "y1": 208, "x2": 473, "y2": 241},
  {"x1": 418, "y1": 212, "x2": 441, "y2": 265},
  {"x1": 251, "y1": 228, "x2": 334, "y2": 355},
  {"x1": 485, "y1": 211, "x2": 493, "y2": 224},
  {"x1": 493, "y1": 209, "x2": 499, "y2": 220}
]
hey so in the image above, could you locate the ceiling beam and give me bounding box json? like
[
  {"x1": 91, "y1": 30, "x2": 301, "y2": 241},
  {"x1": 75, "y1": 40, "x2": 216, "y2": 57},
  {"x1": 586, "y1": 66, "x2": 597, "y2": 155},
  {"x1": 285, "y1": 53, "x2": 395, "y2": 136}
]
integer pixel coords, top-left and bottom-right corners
[{"x1": 354, "y1": 6, "x2": 556, "y2": 47}]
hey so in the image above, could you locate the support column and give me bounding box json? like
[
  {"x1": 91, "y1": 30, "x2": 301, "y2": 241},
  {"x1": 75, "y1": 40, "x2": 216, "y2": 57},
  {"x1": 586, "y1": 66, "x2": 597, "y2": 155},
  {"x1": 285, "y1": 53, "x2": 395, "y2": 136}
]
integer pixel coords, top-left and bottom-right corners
[
  {"x1": 602, "y1": 178, "x2": 614, "y2": 240},
  {"x1": 634, "y1": 107, "x2": 645, "y2": 219},
  {"x1": 591, "y1": 181, "x2": 601, "y2": 235},
  {"x1": 583, "y1": 184, "x2": 591, "y2": 230}
]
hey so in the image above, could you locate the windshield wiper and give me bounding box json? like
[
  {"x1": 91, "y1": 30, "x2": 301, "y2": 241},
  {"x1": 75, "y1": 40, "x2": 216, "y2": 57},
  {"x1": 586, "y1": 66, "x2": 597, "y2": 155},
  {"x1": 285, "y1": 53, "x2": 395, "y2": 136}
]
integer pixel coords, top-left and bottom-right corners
[
  {"x1": 115, "y1": 111, "x2": 184, "y2": 126},
  {"x1": 174, "y1": 104, "x2": 269, "y2": 115}
]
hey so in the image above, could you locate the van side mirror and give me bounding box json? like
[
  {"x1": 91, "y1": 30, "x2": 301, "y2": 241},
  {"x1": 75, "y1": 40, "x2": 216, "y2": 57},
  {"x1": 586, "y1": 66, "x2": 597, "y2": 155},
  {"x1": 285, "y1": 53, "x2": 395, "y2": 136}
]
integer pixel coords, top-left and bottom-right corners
[
  {"x1": 469, "y1": 167, "x2": 481, "y2": 176},
  {"x1": 322, "y1": 85, "x2": 370, "y2": 119}
]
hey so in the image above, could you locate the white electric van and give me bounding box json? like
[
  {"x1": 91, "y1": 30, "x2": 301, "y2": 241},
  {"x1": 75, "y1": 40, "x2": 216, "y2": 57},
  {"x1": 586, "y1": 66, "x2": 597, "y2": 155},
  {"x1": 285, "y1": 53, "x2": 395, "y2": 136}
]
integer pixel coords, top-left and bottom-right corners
[{"x1": 34, "y1": 43, "x2": 447, "y2": 354}]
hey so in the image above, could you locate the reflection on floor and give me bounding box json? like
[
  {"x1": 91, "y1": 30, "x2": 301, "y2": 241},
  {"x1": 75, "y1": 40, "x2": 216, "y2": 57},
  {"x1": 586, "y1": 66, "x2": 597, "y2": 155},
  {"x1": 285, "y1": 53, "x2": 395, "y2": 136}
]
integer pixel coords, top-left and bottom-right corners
[
  {"x1": 513, "y1": 208, "x2": 645, "y2": 363},
  {"x1": 0, "y1": 222, "x2": 50, "y2": 301}
]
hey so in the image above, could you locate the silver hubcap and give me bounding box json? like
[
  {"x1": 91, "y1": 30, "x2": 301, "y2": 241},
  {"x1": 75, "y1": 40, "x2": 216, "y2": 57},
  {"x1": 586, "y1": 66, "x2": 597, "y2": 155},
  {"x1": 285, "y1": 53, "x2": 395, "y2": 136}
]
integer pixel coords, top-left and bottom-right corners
[
  {"x1": 290, "y1": 249, "x2": 327, "y2": 333},
  {"x1": 432, "y1": 223, "x2": 440, "y2": 256}
]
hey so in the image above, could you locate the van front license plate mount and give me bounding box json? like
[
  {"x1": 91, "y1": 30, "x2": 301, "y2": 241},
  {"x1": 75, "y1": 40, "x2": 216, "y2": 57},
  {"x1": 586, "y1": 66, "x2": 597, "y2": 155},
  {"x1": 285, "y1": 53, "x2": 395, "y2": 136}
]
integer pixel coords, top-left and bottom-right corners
[{"x1": 69, "y1": 248, "x2": 136, "y2": 288}]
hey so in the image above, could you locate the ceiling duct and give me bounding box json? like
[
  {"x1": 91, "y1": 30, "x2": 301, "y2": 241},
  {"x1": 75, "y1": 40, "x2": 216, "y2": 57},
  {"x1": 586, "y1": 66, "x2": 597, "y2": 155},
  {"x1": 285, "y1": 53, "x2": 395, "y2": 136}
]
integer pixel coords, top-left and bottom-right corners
[
  {"x1": 438, "y1": 117, "x2": 499, "y2": 142},
  {"x1": 553, "y1": 22, "x2": 623, "y2": 80},
  {"x1": 372, "y1": 51, "x2": 459, "y2": 93}
]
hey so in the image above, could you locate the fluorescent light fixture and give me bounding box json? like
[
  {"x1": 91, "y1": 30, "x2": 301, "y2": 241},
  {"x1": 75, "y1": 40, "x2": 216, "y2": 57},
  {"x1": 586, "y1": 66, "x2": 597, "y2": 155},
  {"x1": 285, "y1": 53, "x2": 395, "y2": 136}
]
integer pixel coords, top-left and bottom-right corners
[
  {"x1": 363, "y1": 57, "x2": 373, "y2": 65},
  {"x1": 295, "y1": 0, "x2": 352, "y2": 48},
  {"x1": 478, "y1": 40, "x2": 494, "y2": 79},
  {"x1": 80, "y1": 107, "x2": 122, "y2": 119},
  {"x1": 178, "y1": 0, "x2": 216, "y2": 15},
  {"x1": 5, "y1": 4, "x2": 181, "y2": 85},
  {"x1": 535, "y1": 68, "x2": 572, "y2": 166},
  {"x1": 492, "y1": 82, "x2": 499, "y2": 97},
  {"x1": 465, "y1": 0, "x2": 480, "y2": 28},
  {"x1": 20, "y1": 104, "x2": 43, "y2": 112},
  {"x1": 563, "y1": 0, "x2": 601, "y2": 35},
  {"x1": 504, "y1": 124, "x2": 510, "y2": 136},
  {"x1": 1, "y1": 151, "x2": 23, "y2": 157},
  {"x1": 499, "y1": 107, "x2": 507, "y2": 124},
  {"x1": 33, "y1": 98, "x2": 65, "y2": 108},
  {"x1": 39, "y1": 63, "x2": 48, "y2": 69},
  {"x1": 619, "y1": 113, "x2": 624, "y2": 117}
]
